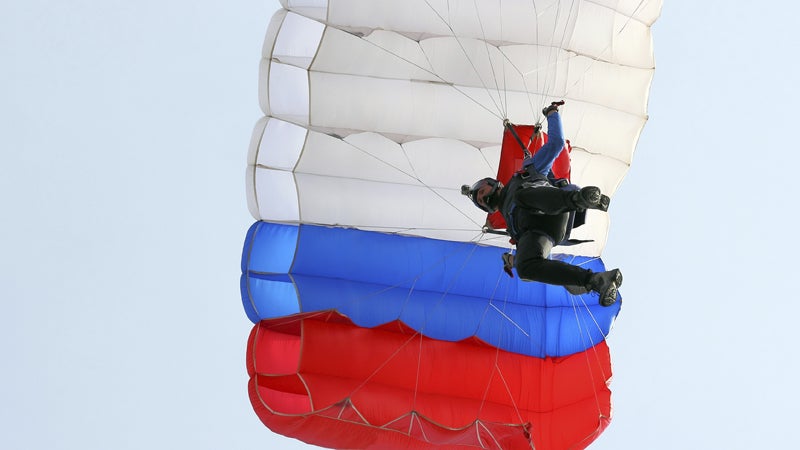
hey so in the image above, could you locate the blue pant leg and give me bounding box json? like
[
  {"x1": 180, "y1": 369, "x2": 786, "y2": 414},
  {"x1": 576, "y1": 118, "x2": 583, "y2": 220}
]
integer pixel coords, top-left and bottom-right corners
[{"x1": 527, "y1": 112, "x2": 566, "y2": 176}]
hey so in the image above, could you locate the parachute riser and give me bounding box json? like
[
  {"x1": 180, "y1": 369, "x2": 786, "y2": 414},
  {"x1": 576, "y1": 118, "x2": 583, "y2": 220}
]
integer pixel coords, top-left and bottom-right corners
[{"x1": 503, "y1": 119, "x2": 542, "y2": 160}]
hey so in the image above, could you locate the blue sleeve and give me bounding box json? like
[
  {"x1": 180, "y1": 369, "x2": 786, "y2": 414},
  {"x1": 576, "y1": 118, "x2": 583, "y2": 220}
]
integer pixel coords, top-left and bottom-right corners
[{"x1": 523, "y1": 112, "x2": 566, "y2": 176}]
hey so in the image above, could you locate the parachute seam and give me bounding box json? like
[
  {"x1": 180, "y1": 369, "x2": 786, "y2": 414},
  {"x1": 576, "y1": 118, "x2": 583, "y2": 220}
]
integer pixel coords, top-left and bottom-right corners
[
  {"x1": 478, "y1": 255, "x2": 531, "y2": 441},
  {"x1": 254, "y1": 165, "x2": 421, "y2": 186},
  {"x1": 493, "y1": 358, "x2": 528, "y2": 434},
  {"x1": 289, "y1": 8, "x2": 582, "y2": 126},
  {"x1": 531, "y1": 0, "x2": 543, "y2": 122},
  {"x1": 561, "y1": 0, "x2": 656, "y2": 98},
  {"x1": 412, "y1": 316, "x2": 424, "y2": 414},
  {"x1": 477, "y1": 420, "x2": 506, "y2": 450},
  {"x1": 568, "y1": 296, "x2": 607, "y2": 429},
  {"x1": 244, "y1": 224, "x2": 261, "y2": 318},
  {"x1": 472, "y1": 0, "x2": 509, "y2": 119},
  {"x1": 335, "y1": 30, "x2": 505, "y2": 121},
  {"x1": 554, "y1": 48, "x2": 656, "y2": 70},
  {"x1": 584, "y1": 0, "x2": 657, "y2": 26},
  {"x1": 571, "y1": 142, "x2": 635, "y2": 167},
  {"x1": 423, "y1": 0, "x2": 507, "y2": 118},
  {"x1": 347, "y1": 331, "x2": 422, "y2": 397},
  {"x1": 549, "y1": 0, "x2": 581, "y2": 115},
  {"x1": 495, "y1": 47, "x2": 538, "y2": 123},
  {"x1": 261, "y1": 131, "x2": 488, "y2": 228},
  {"x1": 340, "y1": 399, "x2": 370, "y2": 424},
  {"x1": 239, "y1": 223, "x2": 495, "y2": 236},
  {"x1": 498, "y1": 0, "x2": 510, "y2": 119},
  {"x1": 251, "y1": 268, "x2": 613, "y2": 315}
]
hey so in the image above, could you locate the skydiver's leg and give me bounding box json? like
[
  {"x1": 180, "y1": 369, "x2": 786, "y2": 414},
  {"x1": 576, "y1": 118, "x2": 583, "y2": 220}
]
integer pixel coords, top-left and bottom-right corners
[
  {"x1": 527, "y1": 112, "x2": 566, "y2": 176},
  {"x1": 514, "y1": 231, "x2": 623, "y2": 305},
  {"x1": 513, "y1": 185, "x2": 575, "y2": 214},
  {"x1": 514, "y1": 231, "x2": 592, "y2": 286},
  {"x1": 515, "y1": 184, "x2": 611, "y2": 214}
]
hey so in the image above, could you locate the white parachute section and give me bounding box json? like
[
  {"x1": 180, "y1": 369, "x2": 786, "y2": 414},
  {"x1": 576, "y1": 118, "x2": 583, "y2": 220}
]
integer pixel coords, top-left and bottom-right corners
[{"x1": 247, "y1": 0, "x2": 661, "y2": 256}]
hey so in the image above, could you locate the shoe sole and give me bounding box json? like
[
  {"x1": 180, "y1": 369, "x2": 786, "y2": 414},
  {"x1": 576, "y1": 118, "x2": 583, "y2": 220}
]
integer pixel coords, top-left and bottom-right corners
[
  {"x1": 599, "y1": 270, "x2": 623, "y2": 307},
  {"x1": 598, "y1": 195, "x2": 610, "y2": 212},
  {"x1": 579, "y1": 188, "x2": 611, "y2": 212},
  {"x1": 600, "y1": 287, "x2": 617, "y2": 307}
]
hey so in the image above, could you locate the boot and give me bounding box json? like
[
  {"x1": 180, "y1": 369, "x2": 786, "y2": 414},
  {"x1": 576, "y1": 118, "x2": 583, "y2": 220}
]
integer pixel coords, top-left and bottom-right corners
[
  {"x1": 587, "y1": 269, "x2": 623, "y2": 306},
  {"x1": 501, "y1": 253, "x2": 514, "y2": 278},
  {"x1": 570, "y1": 186, "x2": 611, "y2": 212},
  {"x1": 564, "y1": 284, "x2": 589, "y2": 295}
]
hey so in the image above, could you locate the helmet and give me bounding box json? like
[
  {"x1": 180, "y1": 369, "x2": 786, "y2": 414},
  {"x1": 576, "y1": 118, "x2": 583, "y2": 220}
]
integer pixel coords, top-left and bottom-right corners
[{"x1": 461, "y1": 178, "x2": 503, "y2": 213}]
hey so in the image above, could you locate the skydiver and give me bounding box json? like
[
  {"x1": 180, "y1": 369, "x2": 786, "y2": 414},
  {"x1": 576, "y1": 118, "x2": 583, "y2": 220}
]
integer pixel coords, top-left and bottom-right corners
[{"x1": 461, "y1": 101, "x2": 623, "y2": 306}]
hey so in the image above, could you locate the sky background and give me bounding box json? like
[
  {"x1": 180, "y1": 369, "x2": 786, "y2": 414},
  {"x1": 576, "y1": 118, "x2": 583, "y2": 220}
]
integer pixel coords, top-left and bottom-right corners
[{"x1": 3, "y1": 1, "x2": 800, "y2": 449}]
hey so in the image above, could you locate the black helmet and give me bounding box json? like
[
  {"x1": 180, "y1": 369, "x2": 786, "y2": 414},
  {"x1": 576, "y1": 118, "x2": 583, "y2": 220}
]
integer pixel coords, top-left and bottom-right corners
[{"x1": 461, "y1": 178, "x2": 502, "y2": 213}]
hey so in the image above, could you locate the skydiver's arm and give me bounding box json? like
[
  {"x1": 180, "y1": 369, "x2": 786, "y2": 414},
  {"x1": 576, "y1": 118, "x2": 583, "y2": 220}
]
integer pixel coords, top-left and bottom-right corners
[{"x1": 523, "y1": 112, "x2": 566, "y2": 175}]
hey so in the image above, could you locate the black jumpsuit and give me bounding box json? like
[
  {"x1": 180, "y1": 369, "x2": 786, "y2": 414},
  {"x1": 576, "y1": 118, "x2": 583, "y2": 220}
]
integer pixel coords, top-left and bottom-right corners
[{"x1": 499, "y1": 172, "x2": 593, "y2": 287}]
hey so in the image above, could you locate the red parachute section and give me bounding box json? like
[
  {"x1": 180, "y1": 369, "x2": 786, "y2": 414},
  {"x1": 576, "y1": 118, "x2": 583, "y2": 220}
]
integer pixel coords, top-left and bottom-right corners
[
  {"x1": 247, "y1": 312, "x2": 611, "y2": 450},
  {"x1": 487, "y1": 124, "x2": 572, "y2": 230}
]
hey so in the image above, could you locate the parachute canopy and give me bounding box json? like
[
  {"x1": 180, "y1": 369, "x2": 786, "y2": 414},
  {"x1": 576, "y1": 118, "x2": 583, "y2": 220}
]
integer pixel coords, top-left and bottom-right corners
[{"x1": 241, "y1": 1, "x2": 661, "y2": 449}]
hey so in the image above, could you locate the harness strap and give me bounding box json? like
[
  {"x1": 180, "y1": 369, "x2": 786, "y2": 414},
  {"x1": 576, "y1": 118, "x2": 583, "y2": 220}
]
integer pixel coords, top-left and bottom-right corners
[{"x1": 503, "y1": 120, "x2": 541, "y2": 159}]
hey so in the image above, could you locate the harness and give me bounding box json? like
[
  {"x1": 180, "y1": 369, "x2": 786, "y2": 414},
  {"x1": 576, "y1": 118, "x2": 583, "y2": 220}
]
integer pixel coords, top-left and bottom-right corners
[{"x1": 501, "y1": 167, "x2": 590, "y2": 246}]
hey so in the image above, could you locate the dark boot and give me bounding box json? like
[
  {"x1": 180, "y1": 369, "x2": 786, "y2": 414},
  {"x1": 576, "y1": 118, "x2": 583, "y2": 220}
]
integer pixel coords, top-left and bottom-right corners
[
  {"x1": 564, "y1": 284, "x2": 589, "y2": 295},
  {"x1": 587, "y1": 269, "x2": 623, "y2": 306},
  {"x1": 501, "y1": 253, "x2": 515, "y2": 278},
  {"x1": 570, "y1": 186, "x2": 610, "y2": 212}
]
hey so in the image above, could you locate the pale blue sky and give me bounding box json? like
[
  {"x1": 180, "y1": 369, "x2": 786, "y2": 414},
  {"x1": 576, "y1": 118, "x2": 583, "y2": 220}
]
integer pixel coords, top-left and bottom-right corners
[{"x1": 2, "y1": 1, "x2": 799, "y2": 449}]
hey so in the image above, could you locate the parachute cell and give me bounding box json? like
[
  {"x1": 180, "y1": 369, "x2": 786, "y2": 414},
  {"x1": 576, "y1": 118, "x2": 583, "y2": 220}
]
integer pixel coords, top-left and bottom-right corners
[
  {"x1": 241, "y1": 221, "x2": 619, "y2": 357},
  {"x1": 248, "y1": 313, "x2": 612, "y2": 450}
]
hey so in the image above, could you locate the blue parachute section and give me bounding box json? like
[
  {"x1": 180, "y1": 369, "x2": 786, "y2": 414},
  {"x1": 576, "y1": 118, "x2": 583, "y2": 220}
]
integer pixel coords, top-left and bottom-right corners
[{"x1": 240, "y1": 221, "x2": 621, "y2": 357}]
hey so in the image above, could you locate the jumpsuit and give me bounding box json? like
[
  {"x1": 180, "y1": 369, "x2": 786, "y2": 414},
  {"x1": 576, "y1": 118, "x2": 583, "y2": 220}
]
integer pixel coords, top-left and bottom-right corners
[{"x1": 500, "y1": 112, "x2": 594, "y2": 287}]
